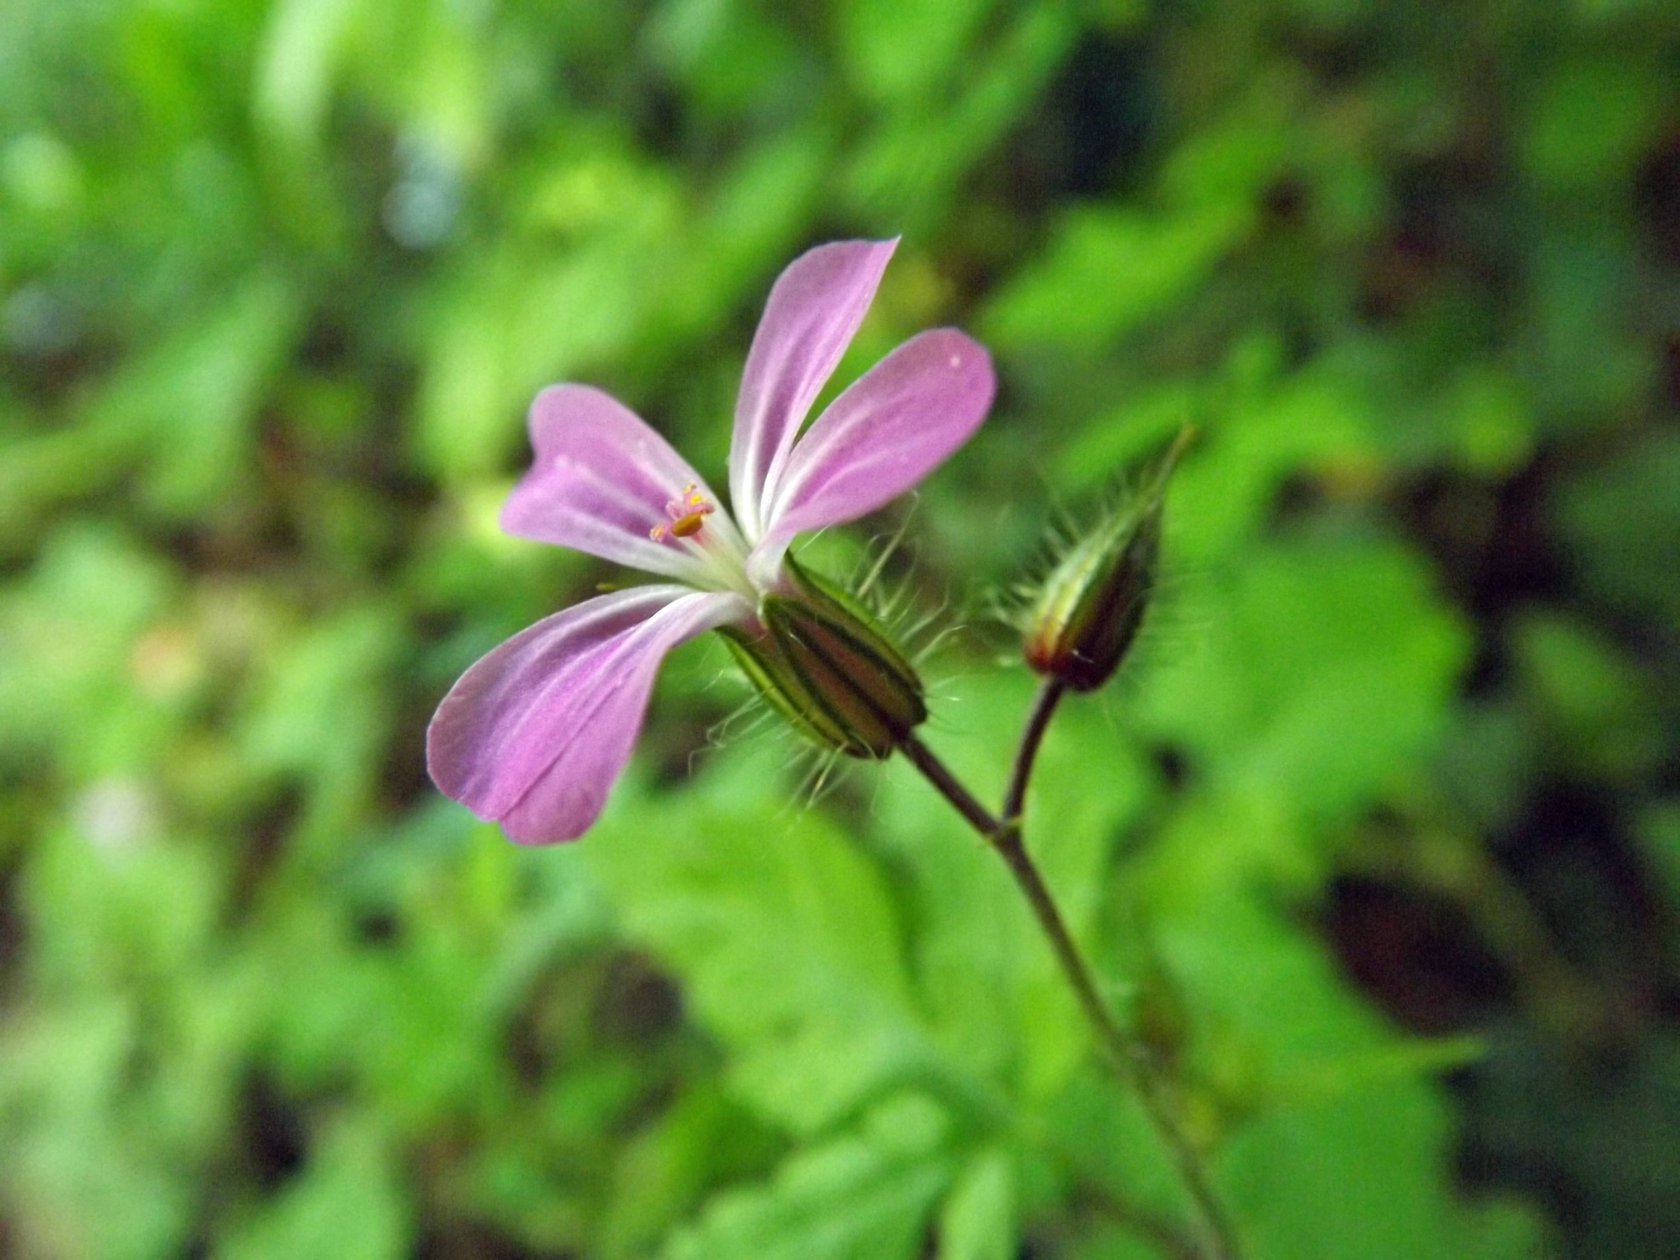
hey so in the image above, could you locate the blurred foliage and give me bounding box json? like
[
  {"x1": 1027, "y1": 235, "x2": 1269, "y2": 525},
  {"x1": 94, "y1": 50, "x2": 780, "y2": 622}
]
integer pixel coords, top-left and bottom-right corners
[{"x1": 3, "y1": 0, "x2": 1679, "y2": 1257}]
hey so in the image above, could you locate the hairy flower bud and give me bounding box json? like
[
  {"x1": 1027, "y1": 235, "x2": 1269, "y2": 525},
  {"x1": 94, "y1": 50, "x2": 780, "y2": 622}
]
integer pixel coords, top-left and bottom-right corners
[
  {"x1": 1023, "y1": 428, "x2": 1191, "y2": 692},
  {"x1": 720, "y1": 558, "x2": 926, "y2": 758}
]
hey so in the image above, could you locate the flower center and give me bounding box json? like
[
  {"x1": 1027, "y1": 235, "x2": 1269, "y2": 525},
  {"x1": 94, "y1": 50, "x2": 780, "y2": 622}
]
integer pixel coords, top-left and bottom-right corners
[{"x1": 649, "y1": 483, "x2": 716, "y2": 544}]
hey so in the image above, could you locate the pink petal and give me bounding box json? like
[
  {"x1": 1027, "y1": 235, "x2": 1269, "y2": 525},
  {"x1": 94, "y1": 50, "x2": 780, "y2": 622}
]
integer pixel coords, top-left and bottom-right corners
[
  {"x1": 502, "y1": 385, "x2": 738, "y2": 583},
  {"x1": 427, "y1": 586, "x2": 749, "y2": 843},
  {"x1": 727, "y1": 239, "x2": 898, "y2": 541},
  {"x1": 750, "y1": 329, "x2": 994, "y2": 582}
]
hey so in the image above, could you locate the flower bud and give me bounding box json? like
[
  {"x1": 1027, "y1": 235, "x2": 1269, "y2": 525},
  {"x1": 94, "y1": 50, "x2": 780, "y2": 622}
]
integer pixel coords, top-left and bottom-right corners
[
  {"x1": 1023, "y1": 428, "x2": 1191, "y2": 692},
  {"x1": 720, "y1": 558, "x2": 926, "y2": 758}
]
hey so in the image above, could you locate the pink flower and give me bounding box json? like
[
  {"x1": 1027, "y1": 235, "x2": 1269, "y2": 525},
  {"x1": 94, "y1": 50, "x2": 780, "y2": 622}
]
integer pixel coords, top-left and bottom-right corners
[{"x1": 427, "y1": 239, "x2": 995, "y2": 842}]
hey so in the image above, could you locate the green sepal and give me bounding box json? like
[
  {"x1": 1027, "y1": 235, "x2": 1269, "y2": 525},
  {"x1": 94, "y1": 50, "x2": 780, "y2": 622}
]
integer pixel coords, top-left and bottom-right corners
[
  {"x1": 762, "y1": 594, "x2": 927, "y2": 759},
  {"x1": 781, "y1": 556, "x2": 924, "y2": 708},
  {"x1": 718, "y1": 624, "x2": 855, "y2": 752},
  {"x1": 719, "y1": 557, "x2": 928, "y2": 759}
]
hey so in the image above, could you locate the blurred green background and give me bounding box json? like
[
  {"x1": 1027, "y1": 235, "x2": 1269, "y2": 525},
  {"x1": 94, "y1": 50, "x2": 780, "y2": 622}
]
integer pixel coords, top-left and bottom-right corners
[{"x1": 4, "y1": 1, "x2": 1679, "y2": 1257}]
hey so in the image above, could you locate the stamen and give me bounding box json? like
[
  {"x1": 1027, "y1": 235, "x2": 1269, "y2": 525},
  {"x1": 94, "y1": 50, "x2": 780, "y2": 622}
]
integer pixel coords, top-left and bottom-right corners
[
  {"x1": 670, "y1": 511, "x2": 708, "y2": 538},
  {"x1": 650, "y1": 482, "x2": 716, "y2": 545}
]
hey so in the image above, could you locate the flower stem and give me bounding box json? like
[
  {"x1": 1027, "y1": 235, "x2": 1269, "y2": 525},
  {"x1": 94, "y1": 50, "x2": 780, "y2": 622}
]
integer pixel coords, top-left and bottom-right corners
[
  {"x1": 899, "y1": 733, "x2": 998, "y2": 837},
  {"x1": 1003, "y1": 678, "x2": 1065, "y2": 825},
  {"x1": 899, "y1": 733, "x2": 1242, "y2": 1260}
]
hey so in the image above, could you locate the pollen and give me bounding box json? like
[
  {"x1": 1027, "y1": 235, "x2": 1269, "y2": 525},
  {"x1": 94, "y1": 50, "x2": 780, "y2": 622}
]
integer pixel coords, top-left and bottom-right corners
[{"x1": 649, "y1": 482, "x2": 716, "y2": 543}]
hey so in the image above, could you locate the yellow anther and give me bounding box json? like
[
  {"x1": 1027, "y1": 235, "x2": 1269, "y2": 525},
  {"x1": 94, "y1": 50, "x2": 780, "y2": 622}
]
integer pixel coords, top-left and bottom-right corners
[{"x1": 650, "y1": 483, "x2": 717, "y2": 545}]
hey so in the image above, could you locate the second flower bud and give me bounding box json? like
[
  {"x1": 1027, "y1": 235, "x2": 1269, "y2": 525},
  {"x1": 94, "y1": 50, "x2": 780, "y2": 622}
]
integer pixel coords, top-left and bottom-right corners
[{"x1": 1022, "y1": 427, "x2": 1192, "y2": 693}]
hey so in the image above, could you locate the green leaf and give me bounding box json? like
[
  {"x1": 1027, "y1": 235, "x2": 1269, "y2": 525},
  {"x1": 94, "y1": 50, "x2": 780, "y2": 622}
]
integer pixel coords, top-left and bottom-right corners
[
  {"x1": 1512, "y1": 612, "x2": 1667, "y2": 781},
  {"x1": 1138, "y1": 533, "x2": 1469, "y2": 836},
  {"x1": 1152, "y1": 357, "x2": 1375, "y2": 565},
  {"x1": 253, "y1": 0, "x2": 362, "y2": 149},
  {"x1": 598, "y1": 1084, "x2": 782, "y2": 1260},
  {"x1": 1523, "y1": 53, "x2": 1668, "y2": 190},
  {"x1": 75, "y1": 273, "x2": 300, "y2": 517},
  {"x1": 662, "y1": 1096, "x2": 957, "y2": 1260},
  {"x1": 936, "y1": 1145, "x2": 1017, "y2": 1260},
  {"x1": 844, "y1": 8, "x2": 1076, "y2": 232},
  {"x1": 1222, "y1": 1082, "x2": 1543, "y2": 1260},
  {"x1": 217, "y1": 1121, "x2": 411, "y2": 1260},
  {"x1": 585, "y1": 746, "x2": 961, "y2": 1134},
  {"x1": 0, "y1": 523, "x2": 178, "y2": 776},
  {"x1": 1638, "y1": 801, "x2": 1680, "y2": 910},
  {"x1": 1556, "y1": 429, "x2": 1680, "y2": 623},
  {"x1": 239, "y1": 605, "x2": 403, "y2": 832},
  {"x1": 0, "y1": 997, "x2": 197, "y2": 1260},
  {"x1": 984, "y1": 205, "x2": 1250, "y2": 354},
  {"x1": 840, "y1": 0, "x2": 998, "y2": 103},
  {"x1": 416, "y1": 190, "x2": 682, "y2": 480}
]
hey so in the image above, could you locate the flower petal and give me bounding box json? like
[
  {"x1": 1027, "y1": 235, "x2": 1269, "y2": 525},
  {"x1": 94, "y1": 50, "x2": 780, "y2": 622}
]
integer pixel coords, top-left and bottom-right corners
[
  {"x1": 502, "y1": 385, "x2": 740, "y2": 583},
  {"x1": 728, "y1": 238, "x2": 898, "y2": 541},
  {"x1": 427, "y1": 586, "x2": 749, "y2": 843},
  {"x1": 750, "y1": 329, "x2": 994, "y2": 583}
]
